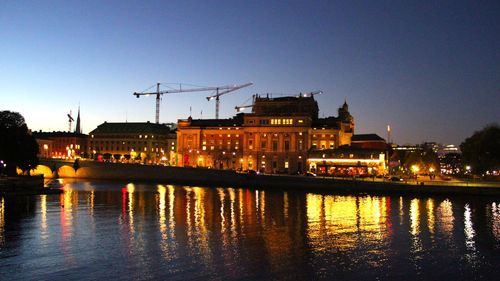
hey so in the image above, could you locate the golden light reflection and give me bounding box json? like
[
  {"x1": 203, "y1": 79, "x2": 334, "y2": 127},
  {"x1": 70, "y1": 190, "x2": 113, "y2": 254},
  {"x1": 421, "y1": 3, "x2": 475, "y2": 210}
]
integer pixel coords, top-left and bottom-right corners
[
  {"x1": 61, "y1": 189, "x2": 75, "y2": 236},
  {"x1": 0, "y1": 197, "x2": 4, "y2": 246},
  {"x1": 40, "y1": 195, "x2": 48, "y2": 239},
  {"x1": 409, "y1": 198, "x2": 423, "y2": 256},
  {"x1": 168, "y1": 185, "x2": 176, "y2": 235},
  {"x1": 192, "y1": 187, "x2": 212, "y2": 265},
  {"x1": 437, "y1": 199, "x2": 454, "y2": 236},
  {"x1": 426, "y1": 199, "x2": 435, "y2": 234},
  {"x1": 259, "y1": 190, "x2": 266, "y2": 227},
  {"x1": 157, "y1": 185, "x2": 167, "y2": 235},
  {"x1": 192, "y1": 187, "x2": 207, "y2": 237},
  {"x1": 126, "y1": 183, "x2": 135, "y2": 235},
  {"x1": 307, "y1": 194, "x2": 391, "y2": 253},
  {"x1": 228, "y1": 188, "x2": 236, "y2": 235},
  {"x1": 464, "y1": 204, "x2": 476, "y2": 251},
  {"x1": 410, "y1": 199, "x2": 420, "y2": 236},
  {"x1": 491, "y1": 202, "x2": 500, "y2": 240},
  {"x1": 88, "y1": 191, "x2": 95, "y2": 217},
  {"x1": 399, "y1": 197, "x2": 404, "y2": 225},
  {"x1": 238, "y1": 189, "x2": 245, "y2": 227},
  {"x1": 284, "y1": 192, "x2": 289, "y2": 219},
  {"x1": 185, "y1": 187, "x2": 193, "y2": 238},
  {"x1": 218, "y1": 188, "x2": 225, "y2": 231}
]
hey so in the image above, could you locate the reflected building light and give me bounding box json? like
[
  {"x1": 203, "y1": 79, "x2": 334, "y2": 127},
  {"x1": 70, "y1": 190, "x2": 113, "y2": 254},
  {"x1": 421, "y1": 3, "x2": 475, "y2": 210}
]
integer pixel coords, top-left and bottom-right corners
[
  {"x1": 126, "y1": 183, "x2": 135, "y2": 235},
  {"x1": 399, "y1": 197, "x2": 404, "y2": 225},
  {"x1": 167, "y1": 185, "x2": 176, "y2": 237},
  {"x1": 410, "y1": 199, "x2": 420, "y2": 236},
  {"x1": 228, "y1": 188, "x2": 236, "y2": 234},
  {"x1": 255, "y1": 190, "x2": 259, "y2": 211},
  {"x1": 259, "y1": 190, "x2": 266, "y2": 225},
  {"x1": 464, "y1": 204, "x2": 476, "y2": 252},
  {"x1": 284, "y1": 192, "x2": 289, "y2": 219},
  {"x1": 157, "y1": 185, "x2": 167, "y2": 235},
  {"x1": 306, "y1": 194, "x2": 323, "y2": 227},
  {"x1": 185, "y1": 187, "x2": 192, "y2": 238},
  {"x1": 193, "y1": 187, "x2": 207, "y2": 236},
  {"x1": 437, "y1": 199, "x2": 454, "y2": 236},
  {"x1": 0, "y1": 197, "x2": 4, "y2": 246},
  {"x1": 238, "y1": 189, "x2": 245, "y2": 226},
  {"x1": 410, "y1": 199, "x2": 423, "y2": 257},
  {"x1": 218, "y1": 188, "x2": 226, "y2": 231},
  {"x1": 89, "y1": 191, "x2": 95, "y2": 217},
  {"x1": 426, "y1": 199, "x2": 435, "y2": 234},
  {"x1": 40, "y1": 195, "x2": 48, "y2": 237},
  {"x1": 192, "y1": 187, "x2": 212, "y2": 265},
  {"x1": 492, "y1": 203, "x2": 500, "y2": 240}
]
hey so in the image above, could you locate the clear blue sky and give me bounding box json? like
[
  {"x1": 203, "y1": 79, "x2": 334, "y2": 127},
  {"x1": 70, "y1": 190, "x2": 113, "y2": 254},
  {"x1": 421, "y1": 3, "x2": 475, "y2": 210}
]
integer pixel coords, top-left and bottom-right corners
[{"x1": 1, "y1": 0, "x2": 499, "y2": 145}]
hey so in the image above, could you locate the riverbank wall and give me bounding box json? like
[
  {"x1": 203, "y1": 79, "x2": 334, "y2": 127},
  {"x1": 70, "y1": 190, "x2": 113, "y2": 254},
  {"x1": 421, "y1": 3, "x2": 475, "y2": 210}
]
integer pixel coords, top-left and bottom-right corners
[
  {"x1": 0, "y1": 175, "x2": 51, "y2": 195},
  {"x1": 30, "y1": 160, "x2": 500, "y2": 197}
]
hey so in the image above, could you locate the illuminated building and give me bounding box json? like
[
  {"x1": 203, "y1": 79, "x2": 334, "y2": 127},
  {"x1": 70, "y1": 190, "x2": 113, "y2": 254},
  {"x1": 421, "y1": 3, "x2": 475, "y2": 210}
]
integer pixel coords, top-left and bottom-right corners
[
  {"x1": 177, "y1": 94, "x2": 355, "y2": 173},
  {"x1": 33, "y1": 131, "x2": 87, "y2": 159},
  {"x1": 88, "y1": 122, "x2": 177, "y2": 164},
  {"x1": 307, "y1": 147, "x2": 386, "y2": 176}
]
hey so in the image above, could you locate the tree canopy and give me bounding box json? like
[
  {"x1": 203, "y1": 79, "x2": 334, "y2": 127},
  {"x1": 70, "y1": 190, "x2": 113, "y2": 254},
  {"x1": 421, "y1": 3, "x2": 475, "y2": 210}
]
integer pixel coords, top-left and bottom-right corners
[
  {"x1": 460, "y1": 124, "x2": 500, "y2": 175},
  {"x1": 0, "y1": 111, "x2": 39, "y2": 175}
]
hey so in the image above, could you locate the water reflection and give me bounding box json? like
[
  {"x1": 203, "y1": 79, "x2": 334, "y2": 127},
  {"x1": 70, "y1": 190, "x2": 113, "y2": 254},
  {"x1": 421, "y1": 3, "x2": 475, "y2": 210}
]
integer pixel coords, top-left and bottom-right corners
[
  {"x1": 492, "y1": 202, "x2": 500, "y2": 240},
  {"x1": 0, "y1": 197, "x2": 4, "y2": 247},
  {"x1": 1, "y1": 182, "x2": 499, "y2": 280}
]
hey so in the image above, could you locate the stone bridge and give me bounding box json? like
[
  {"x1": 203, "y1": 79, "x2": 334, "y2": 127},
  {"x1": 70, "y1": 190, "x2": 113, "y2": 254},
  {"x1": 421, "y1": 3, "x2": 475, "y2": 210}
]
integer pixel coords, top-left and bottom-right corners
[{"x1": 32, "y1": 158, "x2": 82, "y2": 178}]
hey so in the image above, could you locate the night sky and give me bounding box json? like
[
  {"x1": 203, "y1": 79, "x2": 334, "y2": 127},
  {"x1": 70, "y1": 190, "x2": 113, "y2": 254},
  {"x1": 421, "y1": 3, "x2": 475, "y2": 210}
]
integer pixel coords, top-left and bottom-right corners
[{"x1": 1, "y1": 0, "x2": 499, "y2": 145}]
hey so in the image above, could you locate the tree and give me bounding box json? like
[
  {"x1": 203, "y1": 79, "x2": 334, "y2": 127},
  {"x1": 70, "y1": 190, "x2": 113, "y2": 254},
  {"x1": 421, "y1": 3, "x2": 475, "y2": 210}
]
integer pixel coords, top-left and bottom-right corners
[
  {"x1": 0, "y1": 111, "x2": 39, "y2": 175},
  {"x1": 460, "y1": 124, "x2": 500, "y2": 175}
]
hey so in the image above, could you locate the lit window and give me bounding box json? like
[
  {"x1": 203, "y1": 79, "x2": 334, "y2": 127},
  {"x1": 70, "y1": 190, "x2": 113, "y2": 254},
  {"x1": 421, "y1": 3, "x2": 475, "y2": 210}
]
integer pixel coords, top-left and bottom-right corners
[
  {"x1": 298, "y1": 120, "x2": 303, "y2": 123},
  {"x1": 202, "y1": 146, "x2": 206, "y2": 150}
]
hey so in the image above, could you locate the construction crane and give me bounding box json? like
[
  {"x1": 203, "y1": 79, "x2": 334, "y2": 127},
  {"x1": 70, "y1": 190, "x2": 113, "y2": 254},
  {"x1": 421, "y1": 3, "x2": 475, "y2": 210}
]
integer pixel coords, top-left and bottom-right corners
[
  {"x1": 299, "y1": 90, "x2": 323, "y2": 97},
  {"x1": 133, "y1": 82, "x2": 253, "y2": 123},
  {"x1": 235, "y1": 94, "x2": 256, "y2": 112},
  {"x1": 206, "y1": 82, "x2": 253, "y2": 119},
  {"x1": 235, "y1": 91, "x2": 322, "y2": 112},
  {"x1": 67, "y1": 110, "x2": 74, "y2": 132}
]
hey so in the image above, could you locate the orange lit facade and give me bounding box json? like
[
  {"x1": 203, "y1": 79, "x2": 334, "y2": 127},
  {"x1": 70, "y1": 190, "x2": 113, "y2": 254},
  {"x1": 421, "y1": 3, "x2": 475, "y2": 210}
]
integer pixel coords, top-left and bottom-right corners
[
  {"x1": 88, "y1": 122, "x2": 177, "y2": 164},
  {"x1": 33, "y1": 131, "x2": 88, "y2": 159},
  {"x1": 177, "y1": 95, "x2": 355, "y2": 173}
]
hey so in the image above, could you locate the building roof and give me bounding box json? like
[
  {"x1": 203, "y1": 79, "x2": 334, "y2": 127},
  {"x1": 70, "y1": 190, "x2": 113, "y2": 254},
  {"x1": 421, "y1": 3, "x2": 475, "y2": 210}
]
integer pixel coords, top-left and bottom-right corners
[
  {"x1": 89, "y1": 122, "x2": 171, "y2": 135},
  {"x1": 33, "y1": 131, "x2": 87, "y2": 139},
  {"x1": 252, "y1": 95, "x2": 319, "y2": 118},
  {"x1": 182, "y1": 114, "x2": 244, "y2": 128},
  {"x1": 351, "y1": 134, "x2": 385, "y2": 142},
  {"x1": 312, "y1": 117, "x2": 341, "y2": 128}
]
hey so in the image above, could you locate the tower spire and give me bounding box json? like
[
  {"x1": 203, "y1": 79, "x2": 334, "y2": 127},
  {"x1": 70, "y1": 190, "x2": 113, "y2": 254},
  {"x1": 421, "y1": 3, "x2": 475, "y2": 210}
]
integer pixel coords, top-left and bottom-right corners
[{"x1": 75, "y1": 106, "x2": 81, "y2": 134}]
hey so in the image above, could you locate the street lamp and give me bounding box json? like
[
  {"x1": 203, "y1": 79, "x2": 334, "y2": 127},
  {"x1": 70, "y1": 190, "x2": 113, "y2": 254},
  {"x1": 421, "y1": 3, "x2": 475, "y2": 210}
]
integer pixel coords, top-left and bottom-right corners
[{"x1": 412, "y1": 165, "x2": 419, "y2": 184}]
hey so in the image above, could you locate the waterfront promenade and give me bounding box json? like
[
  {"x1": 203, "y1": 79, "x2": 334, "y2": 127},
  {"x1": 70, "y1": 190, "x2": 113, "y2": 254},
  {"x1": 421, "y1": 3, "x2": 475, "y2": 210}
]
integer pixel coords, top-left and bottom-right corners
[{"x1": 27, "y1": 159, "x2": 500, "y2": 197}]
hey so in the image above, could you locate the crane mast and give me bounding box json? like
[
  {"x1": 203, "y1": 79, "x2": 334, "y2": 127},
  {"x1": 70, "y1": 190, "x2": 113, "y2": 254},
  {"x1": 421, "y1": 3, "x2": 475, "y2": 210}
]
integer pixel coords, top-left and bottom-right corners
[{"x1": 134, "y1": 82, "x2": 253, "y2": 123}]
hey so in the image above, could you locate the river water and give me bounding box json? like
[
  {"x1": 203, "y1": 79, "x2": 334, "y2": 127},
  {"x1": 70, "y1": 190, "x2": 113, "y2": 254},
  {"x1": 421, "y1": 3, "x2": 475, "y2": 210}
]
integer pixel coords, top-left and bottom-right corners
[{"x1": 0, "y1": 180, "x2": 499, "y2": 280}]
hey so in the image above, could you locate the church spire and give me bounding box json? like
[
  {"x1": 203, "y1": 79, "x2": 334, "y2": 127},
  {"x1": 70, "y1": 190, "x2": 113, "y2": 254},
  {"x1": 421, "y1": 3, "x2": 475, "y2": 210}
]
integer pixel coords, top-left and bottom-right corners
[{"x1": 75, "y1": 106, "x2": 81, "y2": 134}]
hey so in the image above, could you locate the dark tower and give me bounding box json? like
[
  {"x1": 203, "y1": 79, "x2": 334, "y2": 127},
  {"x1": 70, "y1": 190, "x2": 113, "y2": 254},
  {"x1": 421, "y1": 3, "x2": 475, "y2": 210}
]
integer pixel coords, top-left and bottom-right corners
[{"x1": 75, "y1": 106, "x2": 81, "y2": 134}]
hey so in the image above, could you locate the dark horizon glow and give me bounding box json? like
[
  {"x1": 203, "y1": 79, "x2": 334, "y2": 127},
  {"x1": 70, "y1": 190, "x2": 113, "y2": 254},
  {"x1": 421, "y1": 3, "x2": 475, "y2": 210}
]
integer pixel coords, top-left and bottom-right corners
[{"x1": 1, "y1": 1, "x2": 499, "y2": 145}]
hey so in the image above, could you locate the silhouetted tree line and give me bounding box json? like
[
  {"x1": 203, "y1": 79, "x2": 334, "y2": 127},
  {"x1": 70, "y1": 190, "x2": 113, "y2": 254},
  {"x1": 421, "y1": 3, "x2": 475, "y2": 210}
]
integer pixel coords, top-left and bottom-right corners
[
  {"x1": 0, "y1": 111, "x2": 39, "y2": 176},
  {"x1": 460, "y1": 124, "x2": 500, "y2": 175}
]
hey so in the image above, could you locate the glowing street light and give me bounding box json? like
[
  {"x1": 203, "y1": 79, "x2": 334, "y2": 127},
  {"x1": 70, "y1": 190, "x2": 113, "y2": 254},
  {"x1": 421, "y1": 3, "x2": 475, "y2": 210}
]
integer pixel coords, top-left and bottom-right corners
[{"x1": 411, "y1": 165, "x2": 419, "y2": 174}]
